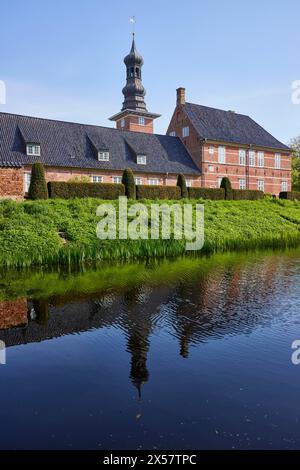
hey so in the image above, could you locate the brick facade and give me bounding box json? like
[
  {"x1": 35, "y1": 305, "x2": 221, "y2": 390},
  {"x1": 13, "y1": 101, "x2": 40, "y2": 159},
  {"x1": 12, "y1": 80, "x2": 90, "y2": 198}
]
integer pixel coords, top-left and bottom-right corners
[
  {"x1": 22, "y1": 166, "x2": 201, "y2": 196},
  {"x1": 167, "y1": 92, "x2": 292, "y2": 196},
  {"x1": 0, "y1": 168, "x2": 24, "y2": 199},
  {"x1": 116, "y1": 115, "x2": 154, "y2": 134}
]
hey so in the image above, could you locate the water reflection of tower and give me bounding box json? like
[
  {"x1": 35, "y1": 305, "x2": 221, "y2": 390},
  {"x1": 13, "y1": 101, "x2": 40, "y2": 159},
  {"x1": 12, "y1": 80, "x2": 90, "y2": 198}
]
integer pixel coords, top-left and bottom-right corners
[{"x1": 123, "y1": 286, "x2": 152, "y2": 399}]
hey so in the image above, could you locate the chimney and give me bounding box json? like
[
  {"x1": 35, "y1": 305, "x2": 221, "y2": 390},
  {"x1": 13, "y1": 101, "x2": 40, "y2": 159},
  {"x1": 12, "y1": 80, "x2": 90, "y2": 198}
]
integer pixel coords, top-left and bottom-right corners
[{"x1": 176, "y1": 87, "x2": 186, "y2": 106}]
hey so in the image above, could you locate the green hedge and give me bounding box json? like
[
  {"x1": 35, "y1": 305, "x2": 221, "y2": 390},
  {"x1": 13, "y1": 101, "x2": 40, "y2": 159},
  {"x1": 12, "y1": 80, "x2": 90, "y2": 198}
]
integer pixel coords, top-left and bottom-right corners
[
  {"x1": 233, "y1": 189, "x2": 264, "y2": 200},
  {"x1": 188, "y1": 187, "x2": 225, "y2": 200},
  {"x1": 136, "y1": 185, "x2": 181, "y2": 200},
  {"x1": 48, "y1": 182, "x2": 125, "y2": 199},
  {"x1": 280, "y1": 191, "x2": 300, "y2": 201}
]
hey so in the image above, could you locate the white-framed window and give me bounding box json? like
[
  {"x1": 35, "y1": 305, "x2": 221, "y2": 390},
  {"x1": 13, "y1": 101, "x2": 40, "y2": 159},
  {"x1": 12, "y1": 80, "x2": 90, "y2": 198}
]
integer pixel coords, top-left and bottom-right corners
[
  {"x1": 148, "y1": 178, "x2": 159, "y2": 186},
  {"x1": 137, "y1": 154, "x2": 147, "y2": 165},
  {"x1": 239, "y1": 149, "x2": 246, "y2": 165},
  {"x1": 208, "y1": 165, "x2": 214, "y2": 172},
  {"x1": 138, "y1": 116, "x2": 145, "y2": 126},
  {"x1": 218, "y1": 146, "x2": 226, "y2": 164},
  {"x1": 249, "y1": 150, "x2": 255, "y2": 167},
  {"x1": 26, "y1": 144, "x2": 41, "y2": 156},
  {"x1": 24, "y1": 172, "x2": 31, "y2": 192},
  {"x1": 98, "y1": 150, "x2": 110, "y2": 161},
  {"x1": 92, "y1": 175, "x2": 103, "y2": 183},
  {"x1": 275, "y1": 153, "x2": 281, "y2": 169},
  {"x1": 257, "y1": 151, "x2": 265, "y2": 167},
  {"x1": 281, "y1": 181, "x2": 288, "y2": 192},
  {"x1": 112, "y1": 176, "x2": 122, "y2": 184},
  {"x1": 120, "y1": 118, "x2": 125, "y2": 128},
  {"x1": 209, "y1": 146, "x2": 214, "y2": 155},
  {"x1": 169, "y1": 131, "x2": 176, "y2": 137},
  {"x1": 239, "y1": 179, "x2": 246, "y2": 190},
  {"x1": 182, "y1": 126, "x2": 189, "y2": 138},
  {"x1": 257, "y1": 180, "x2": 264, "y2": 192},
  {"x1": 135, "y1": 177, "x2": 142, "y2": 185},
  {"x1": 186, "y1": 179, "x2": 192, "y2": 187}
]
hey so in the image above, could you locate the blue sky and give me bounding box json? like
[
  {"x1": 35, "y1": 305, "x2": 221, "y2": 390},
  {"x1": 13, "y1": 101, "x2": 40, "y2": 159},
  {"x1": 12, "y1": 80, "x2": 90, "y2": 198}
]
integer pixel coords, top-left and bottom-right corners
[{"x1": 0, "y1": 0, "x2": 299, "y2": 143}]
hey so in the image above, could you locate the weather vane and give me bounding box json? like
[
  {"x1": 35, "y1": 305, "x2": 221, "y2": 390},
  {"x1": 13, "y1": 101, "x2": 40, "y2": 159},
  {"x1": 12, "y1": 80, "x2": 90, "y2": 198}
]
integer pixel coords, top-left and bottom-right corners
[{"x1": 129, "y1": 16, "x2": 136, "y2": 36}]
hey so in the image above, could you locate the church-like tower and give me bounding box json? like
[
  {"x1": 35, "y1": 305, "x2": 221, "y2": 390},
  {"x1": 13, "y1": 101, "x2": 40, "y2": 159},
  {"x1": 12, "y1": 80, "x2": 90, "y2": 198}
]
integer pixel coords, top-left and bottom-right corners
[{"x1": 109, "y1": 34, "x2": 160, "y2": 134}]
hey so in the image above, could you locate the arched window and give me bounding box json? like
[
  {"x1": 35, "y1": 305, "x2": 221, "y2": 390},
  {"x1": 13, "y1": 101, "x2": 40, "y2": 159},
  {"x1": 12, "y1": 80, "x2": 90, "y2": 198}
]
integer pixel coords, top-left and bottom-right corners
[
  {"x1": 130, "y1": 67, "x2": 134, "y2": 77},
  {"x1": 135, "y1": 67, "x2": 139, "y2": 77}
]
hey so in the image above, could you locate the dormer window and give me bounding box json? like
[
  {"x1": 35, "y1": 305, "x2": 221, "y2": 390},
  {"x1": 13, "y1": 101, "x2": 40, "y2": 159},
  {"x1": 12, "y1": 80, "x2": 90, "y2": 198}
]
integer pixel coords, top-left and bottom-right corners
[
  {"x1": 26, "y1": 144, "x2": 40, "y2": 156},
  {"x1": 137, "y1": 154, "x2": 147, "y2": 165},
  {"x1": 98, "y1": 150, "x2": 110, "y2": 162},
  {"x1": 138, "y1": 117, "x2": 145, "y2": 126}
]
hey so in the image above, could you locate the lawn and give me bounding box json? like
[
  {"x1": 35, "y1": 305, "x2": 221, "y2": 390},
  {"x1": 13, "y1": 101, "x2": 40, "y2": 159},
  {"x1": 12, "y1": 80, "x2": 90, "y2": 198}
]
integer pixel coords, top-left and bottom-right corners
[{"x1": 0, "y1": 197, "x2": 299, "y2": 267}]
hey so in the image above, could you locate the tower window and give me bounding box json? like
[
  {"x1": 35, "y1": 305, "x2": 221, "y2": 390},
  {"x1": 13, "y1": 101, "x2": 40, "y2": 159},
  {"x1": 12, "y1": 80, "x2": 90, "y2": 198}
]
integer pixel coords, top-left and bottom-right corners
[
  {"x1": 120, "y1": 118, "x2": 125, "y2": 128},
  {"x1": 135, "y1": 67, "x2": 140, "y2": 77},
  {"x1": 130, "y1": 67, "x2": 134, "y2": 77},
  {"x1": 138, "y1": 117, "x2": 145, "y2": 126}
]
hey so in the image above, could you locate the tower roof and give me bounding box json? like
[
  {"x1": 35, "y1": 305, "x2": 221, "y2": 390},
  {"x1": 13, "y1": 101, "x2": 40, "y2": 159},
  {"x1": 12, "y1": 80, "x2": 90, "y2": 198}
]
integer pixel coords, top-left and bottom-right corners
[{"x1": 124, "y1": 33, "x2": 144, "y2": 66}]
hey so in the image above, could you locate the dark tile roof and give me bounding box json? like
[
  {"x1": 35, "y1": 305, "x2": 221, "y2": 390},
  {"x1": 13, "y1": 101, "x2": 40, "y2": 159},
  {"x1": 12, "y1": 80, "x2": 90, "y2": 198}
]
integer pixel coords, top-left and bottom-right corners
[
  {"x1": 0, "y1": 112, "x2": 200, "y2": 174},
  {"x1": 184, "y1": 102, "x2": 290, "y2": 151}
]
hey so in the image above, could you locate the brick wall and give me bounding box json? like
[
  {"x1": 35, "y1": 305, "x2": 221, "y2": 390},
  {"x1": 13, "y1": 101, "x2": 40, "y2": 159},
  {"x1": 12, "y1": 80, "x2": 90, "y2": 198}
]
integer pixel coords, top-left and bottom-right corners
[
  {"x1": 0, "y1": 298, "x2": 28, "y2": 330},
  {"x1": 0, "y1": 168, "x2": 24, "y2": 199},
  {"x1": 116, "y1": 116, "x2": 154, "y2": 134},
  {"x1": 24, "y1": 166, "x2": 201, "y2": 189},
  {"x1": 202, "y1": 144, "x2": 291, "y2": 195}
]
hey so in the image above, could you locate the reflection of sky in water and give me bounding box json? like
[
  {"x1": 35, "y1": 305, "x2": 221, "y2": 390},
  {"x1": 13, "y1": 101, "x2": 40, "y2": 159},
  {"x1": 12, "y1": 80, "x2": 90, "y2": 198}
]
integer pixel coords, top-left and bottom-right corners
[{"x1": 0, "y1": 251, "x2": 299, "y2": 450}]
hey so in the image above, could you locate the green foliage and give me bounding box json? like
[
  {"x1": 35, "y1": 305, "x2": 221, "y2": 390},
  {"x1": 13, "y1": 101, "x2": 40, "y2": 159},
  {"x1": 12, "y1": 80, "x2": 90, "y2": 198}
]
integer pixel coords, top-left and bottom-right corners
[
  {"x1": 220, "y1": 177, "x2": 233, "y2": 200},
  {"x1": 28, "y1": 162, "x2": 48, "y2": 200},
  {"x1": 290, "y1": 136, "x2": 300, "y2": 191},
  {"x1": 280, "y1": 191, "x2": 300, "y2": 201},
  {"x1": 233, "y1": 189, "x2": 264, "y2": 200},
  {"x1": 68, "y1": 175, "x2": 91, "y2": 183},
  {"x1": 136, "y1": 185, "x2": 181, "y2": 200},
  {"x1": 188, "y1": 187, "x2": 225, "y2": 200},
  {"x1": 122, "y1": 168, "x2": 136, "y2": 199},
  {"x1": 48, "y1": 181, "x2": 125, "y2": 199},
  {"x1": 0, "y1": 198, "x2": 299, "y2": 267},
  {"x1": 176, "y1": 174, "x2": 188, "y2": 198}
]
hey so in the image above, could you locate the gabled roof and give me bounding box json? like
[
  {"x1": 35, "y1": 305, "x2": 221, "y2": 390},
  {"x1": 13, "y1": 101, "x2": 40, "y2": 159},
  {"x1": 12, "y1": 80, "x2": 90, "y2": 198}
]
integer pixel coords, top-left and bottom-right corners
[
  {"x1": 183, "y1": 102, "x2": 290, "y2": 151},
  {"x1": 0, "y1": 112, "x2": 200, "y2": 174}
]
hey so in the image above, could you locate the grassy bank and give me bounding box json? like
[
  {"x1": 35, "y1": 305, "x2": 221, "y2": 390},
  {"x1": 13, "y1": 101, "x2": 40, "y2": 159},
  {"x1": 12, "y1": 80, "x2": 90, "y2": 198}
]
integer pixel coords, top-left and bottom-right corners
[{"x1": 0, "y1": 197, "x2": 300, "y2": 267}]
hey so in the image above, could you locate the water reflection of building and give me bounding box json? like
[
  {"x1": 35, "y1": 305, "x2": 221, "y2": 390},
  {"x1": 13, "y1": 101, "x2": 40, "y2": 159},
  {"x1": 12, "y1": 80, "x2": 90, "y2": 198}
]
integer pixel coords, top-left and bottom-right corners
[{"x1": 0, "y1": 255, "x2": 294, "y2": 394}]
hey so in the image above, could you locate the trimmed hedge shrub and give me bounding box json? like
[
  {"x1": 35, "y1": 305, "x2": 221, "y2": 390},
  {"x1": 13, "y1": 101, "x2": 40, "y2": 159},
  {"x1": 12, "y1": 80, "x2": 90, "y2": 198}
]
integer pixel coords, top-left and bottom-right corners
[
  {"x1": 220, "y1": 177, "x2": 233, "y2": 200},
  {"x1": 233, "y1": 189, "x2": 264, "y2": 200},
  {"x1": 48, "y1": 181, "x2": 125, "y2": 199},
  {"x1": 280, "y1": 191, "x2": 300, "y2": 200},
  {"x1": 28, "y1": 162, "x2": 48, "y2": 200},
  {"x1": 122, "y1": 168, "x2": 136, "y2": 199},
  {"x1": 188, "y1": 187, "x2": 225, "y2": 200},
  {"x1": 136, "y1": 185, "x2": 181, "y2": 200},
  {"x1": 176, "y1": 174, "x2": 188, "y2": 198}
]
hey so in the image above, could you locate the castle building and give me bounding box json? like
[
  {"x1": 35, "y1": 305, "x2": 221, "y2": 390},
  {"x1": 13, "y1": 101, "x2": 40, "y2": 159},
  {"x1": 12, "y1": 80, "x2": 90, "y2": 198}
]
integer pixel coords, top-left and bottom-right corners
[
  {"x1": 167, "y1": 88, "x2": 291, "y2": 194},
  {"x1": 0, "y1": 35, "x2": 291, "y2": 198}
]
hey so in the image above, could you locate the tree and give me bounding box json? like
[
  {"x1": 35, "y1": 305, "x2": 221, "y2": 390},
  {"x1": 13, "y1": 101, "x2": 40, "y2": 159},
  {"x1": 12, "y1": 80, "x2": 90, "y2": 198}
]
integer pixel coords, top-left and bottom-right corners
[
  {"x1": 122, "y1": 168, "x2": 136, "y2": 199},
  {"x1": 28, "y1": 162, "x2": 48, "y2": 200},
  {"x1": 176, "y1": 174, "x2": 188, "y2": 198},
  {"x1": 290, "y1": 136, "x2": 300, "y2": 191},
  {"x1": 220, "y1": 177, "x2": 233, "y2": 200}
]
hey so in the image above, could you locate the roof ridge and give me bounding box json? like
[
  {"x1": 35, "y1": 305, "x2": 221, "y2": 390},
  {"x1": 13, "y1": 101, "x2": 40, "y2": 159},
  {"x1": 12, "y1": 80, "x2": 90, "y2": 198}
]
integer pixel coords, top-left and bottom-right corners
[
  {"x1": 0, "y1": 111, "x2": 172, "y2": 139},
  {"x1": 185, "y1": 102, "x2": 250, "y2": 118}
]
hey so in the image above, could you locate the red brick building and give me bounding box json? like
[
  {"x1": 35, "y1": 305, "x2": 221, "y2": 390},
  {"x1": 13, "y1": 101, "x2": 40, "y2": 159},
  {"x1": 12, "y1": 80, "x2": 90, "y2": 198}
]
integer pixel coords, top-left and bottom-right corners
[
  {"x1": 167, "y1": 88, "x2": 291, "y2": 195},
  {"x1": 0, "y1": 35, "x2": 291, "y2": 198}
]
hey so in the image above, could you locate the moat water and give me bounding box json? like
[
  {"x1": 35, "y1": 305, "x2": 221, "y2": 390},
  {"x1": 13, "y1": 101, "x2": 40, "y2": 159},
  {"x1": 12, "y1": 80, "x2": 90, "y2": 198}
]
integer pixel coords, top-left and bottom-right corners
[{"x1": 0, "y1": 249, "x2": 300, "y2": 450}]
